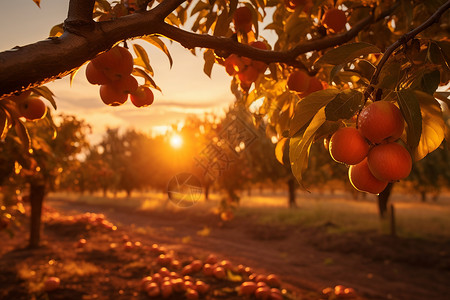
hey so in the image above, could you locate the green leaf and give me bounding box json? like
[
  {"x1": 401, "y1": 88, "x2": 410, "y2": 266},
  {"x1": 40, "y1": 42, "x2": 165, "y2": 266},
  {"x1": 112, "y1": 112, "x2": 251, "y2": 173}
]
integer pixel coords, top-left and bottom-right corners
[
  {"x1": 377, "y1": 61, "x2": 401, "y2": 90},
  {"x1": 315, "y1": 42, "x2": 380, "y2": 66},
  {"x1": 420, "y1": 70, "x2": 440, "y2": 95},
  {"x1": 203, "y1": 49, "x2": 215, "y2": 78},
  {"x1": 141, "y1": 36, "x2": 173, "y2": 68},
  {"x1": 397, "y1": 89, "x2": 422, "y2": 150},
  {"x1": 31, "y1": 86, "x2": 57, "y2": 110},
  {"x1": 32, "y1": 0, "x2": 40, "y2": 8},
  {"x1": 427, "y1": 41, "x2": 444, "y2": 65},
  {"x1": 132, "y1": 44, "x2": 154, "y2": 76},
  {"x1": 413, "y1": 91, "x2": 445, "y2": 161},
  {"x1": 355, "y1": 59, "x2": 376, "y2": 83},
  {"x1": 132, "y1": 68, "x2": 162, "y2": 92},
  {"x1": 289, "y1": 108, "x2": 327, "y2": 190},
  {"x1": 329, "y1": 64, "x2": 344, "y2": 83},
  {"x1": 290, "y1": 89, "x2": 340, "y2": 136},
  {"x1": 325, "y1": 89, "x2": 364, "y2": 121}
]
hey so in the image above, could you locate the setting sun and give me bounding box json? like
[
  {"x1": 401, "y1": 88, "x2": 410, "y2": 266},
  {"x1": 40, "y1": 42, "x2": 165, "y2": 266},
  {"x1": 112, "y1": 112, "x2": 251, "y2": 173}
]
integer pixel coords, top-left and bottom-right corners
[{"x1": 170, "y1": 134, "x2": 183, "y2": 149}]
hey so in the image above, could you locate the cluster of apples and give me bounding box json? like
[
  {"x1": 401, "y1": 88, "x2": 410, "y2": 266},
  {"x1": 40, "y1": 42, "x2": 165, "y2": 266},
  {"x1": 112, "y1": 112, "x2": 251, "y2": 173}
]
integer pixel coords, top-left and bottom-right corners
[
  {"x1": 44, "y1": 211, "x2": 117, "y2": 231},
  {"x1": 6, "y1": 90, "x2": 47, "y2": 121},
  {"x1": 287, "y1": 70, "x2": 324, "y2": 97},
  {"x1": 119, "y1": 234, "x2": 144, "y2": 251},
  {"x1": 141, "y1": 267, "x2": 210, "y2": 299},
  {"x1": 224, "y1": 40, "x2": 269, "y2": 91},
  {"x1": 322, "y1": 285, "x2": 357, "y2": 299},
  {"x1": 328, "y1": 101, "x2": 412, "y2": 194},
  {"x1": 85, "y1": 46, "x2": 154, "y2": 108},
  {"x1": 238, "y1": 274, "x2": 284, "y2": 300}
]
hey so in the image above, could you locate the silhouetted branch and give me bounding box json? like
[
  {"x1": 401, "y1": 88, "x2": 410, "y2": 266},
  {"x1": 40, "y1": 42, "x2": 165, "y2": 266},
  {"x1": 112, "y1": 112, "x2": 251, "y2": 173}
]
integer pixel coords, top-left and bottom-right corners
[
  {"x1": 0, "y1": 1, "x2": 397, "y2": 97},
  {"x1": 365, "y1": 0, "x2": 450, "y2": 100}
]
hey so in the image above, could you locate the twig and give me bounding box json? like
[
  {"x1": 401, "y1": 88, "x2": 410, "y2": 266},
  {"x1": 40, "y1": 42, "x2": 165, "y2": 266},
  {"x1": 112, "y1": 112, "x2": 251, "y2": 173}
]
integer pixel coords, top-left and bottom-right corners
[{"x1": 364, "y1": 0, "x2": 450, "y2": 100}]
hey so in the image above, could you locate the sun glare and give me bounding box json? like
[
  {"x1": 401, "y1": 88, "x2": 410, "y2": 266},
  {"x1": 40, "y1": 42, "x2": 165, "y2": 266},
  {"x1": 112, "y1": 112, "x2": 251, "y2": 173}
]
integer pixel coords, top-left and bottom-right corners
[{"x1": 170, "y1": 134, "x2": 183, "y2": 149}]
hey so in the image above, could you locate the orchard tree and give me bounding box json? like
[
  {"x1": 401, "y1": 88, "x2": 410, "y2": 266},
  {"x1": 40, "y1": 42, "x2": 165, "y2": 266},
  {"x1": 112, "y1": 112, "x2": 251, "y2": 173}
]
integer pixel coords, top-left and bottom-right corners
[{"x1": 0, "y1": 0, "x2": 450, "y2": 240}]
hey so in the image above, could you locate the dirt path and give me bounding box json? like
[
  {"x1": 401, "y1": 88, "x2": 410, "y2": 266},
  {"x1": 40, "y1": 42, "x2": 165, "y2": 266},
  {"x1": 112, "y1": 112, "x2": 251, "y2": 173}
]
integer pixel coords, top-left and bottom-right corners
[{"x1": 47, "y1": 198, "x2": 450, "y2": 300}]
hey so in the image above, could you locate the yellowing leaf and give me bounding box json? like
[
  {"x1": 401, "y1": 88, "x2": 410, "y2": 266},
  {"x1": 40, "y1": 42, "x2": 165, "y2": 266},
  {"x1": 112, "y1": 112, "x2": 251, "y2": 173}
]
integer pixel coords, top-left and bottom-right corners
[
  {"x1": 414, "y1": 91, "x2": 445, "y2": 161},
  {"x1": 31, "y1": 86, "x2": 57, "y2": 110},
  {"x1": 0, "y1": 109, "x2": 9, "y2": 140},
  {"x1": 132, "y1": 44, "x2": 154, "y2": 75},
  {"x1": 289, "y1": 108, "x2": 327, "y2": 190},
  {"x1": 203, "y1": 49, "x2": 215, "y2": 78},
  {"x1": 181, "y1": 236, "x2": 192, "y2": 244},
  {"x1": 226, "y1": 270, "x2": 243, "y2": 282},
  {"x1": 214, "y1": 9, "x2": 230, "y2": 37},
  {"x1": 14, "y1": 121, "x2": 31, "y2": 151},
  {"x1": 197, "y1": 226, "x2": 211, "y2": 237},
  {"x1": 141, "y1": 36, "x2": 173, "y2": 68},
  {"x1": 275, "y1": 137, "x2": 288, "y2": 165},
  {"x1": 32, "y1": 0, "x2": 40, "y2": 8},
  {"x1": 49, "y1": 23, "x2": 63, "y2": 37},
  {"x1": 165, "y1": 12, "x2": 181, "y2": 27},
  {"x1": 70, "y1": 65, "x2": 83, "y2": 87},
  {"x1": 132, "y1": 68, "x2": 161, "y2": 92}
]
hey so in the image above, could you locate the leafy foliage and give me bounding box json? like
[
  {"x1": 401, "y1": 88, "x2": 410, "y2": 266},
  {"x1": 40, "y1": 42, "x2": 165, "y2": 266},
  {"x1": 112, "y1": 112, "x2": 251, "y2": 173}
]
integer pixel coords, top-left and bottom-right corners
[{"x1": 2, "y1": 0, "x2": 450, "y2": 194}]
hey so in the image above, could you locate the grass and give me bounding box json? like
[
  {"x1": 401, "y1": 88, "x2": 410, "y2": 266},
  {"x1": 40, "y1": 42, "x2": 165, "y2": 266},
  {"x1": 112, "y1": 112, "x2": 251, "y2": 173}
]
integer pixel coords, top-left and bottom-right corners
[{"x1": 48, "y1": 188, "x2": 450, "y2": 241}]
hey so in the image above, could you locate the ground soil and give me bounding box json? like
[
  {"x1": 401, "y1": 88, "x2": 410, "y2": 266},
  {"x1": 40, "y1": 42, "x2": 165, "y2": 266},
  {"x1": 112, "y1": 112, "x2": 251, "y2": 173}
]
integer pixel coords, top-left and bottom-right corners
[{"x1": 1, "y1": 197, "x2": 449, "y2": 300}]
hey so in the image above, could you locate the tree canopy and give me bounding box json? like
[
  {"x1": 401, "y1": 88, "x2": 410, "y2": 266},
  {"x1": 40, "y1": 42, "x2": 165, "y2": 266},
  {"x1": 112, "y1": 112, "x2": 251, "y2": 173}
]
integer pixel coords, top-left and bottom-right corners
[{"x1": 0, "y1": 0, "x2": 449, "y2": 192}]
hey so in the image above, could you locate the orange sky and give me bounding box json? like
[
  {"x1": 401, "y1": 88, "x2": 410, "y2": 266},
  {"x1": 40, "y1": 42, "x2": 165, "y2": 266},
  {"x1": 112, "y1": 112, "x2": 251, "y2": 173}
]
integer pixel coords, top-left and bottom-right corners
[{"x1": 0, "y1": 0, "x2": 235, "y2": 142}]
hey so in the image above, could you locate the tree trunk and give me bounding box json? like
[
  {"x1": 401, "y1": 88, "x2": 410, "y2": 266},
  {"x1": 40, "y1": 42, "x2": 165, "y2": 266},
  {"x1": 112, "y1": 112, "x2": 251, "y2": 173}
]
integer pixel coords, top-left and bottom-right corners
[
  {"x1": 126, "y1": 189, "x2": 132, "y2": 198},
  {"x1": 420, "y1": 191, "x2": 426, "y2": 202},
  {"x1": 204, "y1": 182, "x2": 210, "y2": 201},
  {"x1": 378, "y1": 183, "x2": 393, "y2": 218},
  {"x1": 29, "y1": 183, "x2": 46, "y2": 249},
  {"x1": 288, "y1": 177, "x2": 297, "y2": 208}
]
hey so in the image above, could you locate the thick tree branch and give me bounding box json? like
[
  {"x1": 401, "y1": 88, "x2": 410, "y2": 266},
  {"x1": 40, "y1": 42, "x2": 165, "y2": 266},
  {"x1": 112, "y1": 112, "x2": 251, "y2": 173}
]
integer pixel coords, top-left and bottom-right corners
[
  {"x1": 0, "y1": 1, "x2": 396, "y2": 97},
  {"x1": 157, "y1": 3, "x2": 397, "y2": 67},
  {"x1": 365, "y1": 0, "x2": 450, "y2": 99}
]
